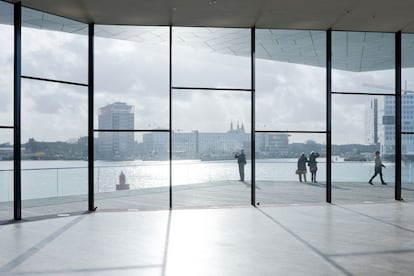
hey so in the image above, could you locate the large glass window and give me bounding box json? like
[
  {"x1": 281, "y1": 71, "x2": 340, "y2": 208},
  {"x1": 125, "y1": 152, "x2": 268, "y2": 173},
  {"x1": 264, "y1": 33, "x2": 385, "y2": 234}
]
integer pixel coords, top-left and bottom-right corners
[
  {"x1": 332, "y1": 31, "x2": 396, "y2": 204},
  {"x1": 94, "y1": 25, "x2": 170, "y2": 210},
  {"x1": 255, "y1": 29, "x2": 326, "y2": 205},
  {"x1": 95, "y1": 26, "x2": 169, "y2": 130},
  {"x1": 332, "y1": 94, "x2": 395, "y2": 203},
  {"x1": 22, "y1": 8, "x2": 88, "y2": 84},
  {"x1": 0, "y1": 130, "x2": 13, "y2": 222},
  {"x1": 21, "y1": 9, "x2": 88, "y2": 218},
  {"x1": 402, "y1": 134, "x2": 414, "y2": 201},
  {"x1": 172, "y1": 27, "x2": 251, "y2": 89},
  {"x1": 401, "y1": 33, "x2": 414, "y2": 202},
  {"x1": 0, "y1": 1, "x2": 14, "y2": 127},
  {"x1": 0, "y1": 1, "x2": 14, "y2": 222},
  {"x1": 256, "y1": 29, "x2": 326, "y2": 131},
  {"x1": 172, "y1": 89, "x2": 251, "y2": 207},
  {"x1": 94, "y1": 132, "x2": 169, "y2": 210},
  {"x1": 255, "y1": 133, "x2": 326, "y2": 205},
  {"x1": 172, "y1": 27, "x2": 251, "y2": 208},
  {"x1": 332, "y1": 31, "x2": 395, "y2": 94},
  {"x1": 21, "y1": 79, "x2": 88, "y2": 217}
]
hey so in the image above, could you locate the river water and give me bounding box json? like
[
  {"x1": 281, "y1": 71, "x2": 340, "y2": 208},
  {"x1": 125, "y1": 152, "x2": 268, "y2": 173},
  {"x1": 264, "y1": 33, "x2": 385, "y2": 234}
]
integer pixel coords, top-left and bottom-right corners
[{"x1": 0, "y1": 158, "x2": 412, "y2": 202}]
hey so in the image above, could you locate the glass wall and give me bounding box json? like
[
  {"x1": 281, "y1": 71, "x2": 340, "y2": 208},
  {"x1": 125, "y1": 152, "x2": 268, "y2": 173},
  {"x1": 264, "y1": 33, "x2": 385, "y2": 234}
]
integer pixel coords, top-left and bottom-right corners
[
  {"x1": 4, "y1": 6, "x2": 413, "y2": 217},
  {"x1": 255, "y1": 29, "x2": 326, "y2": 205},
  {"x1": 401, "y1": 33, "x2": 414, "y2": 201},
  {"x1": 172, "y1": 27, "x2": 251, "y2": 208},
  {"x1": 332, "y1": 31, "x2": 396, "y2": 203},
  {"x1": 94, "y1": 25, "x2": 170, "y2": 210},
  {"x1": 21, "y1": 8, "x2": 88, "y2": 218},
  {"x1": 0, "y1": 1, "x2": 14, "y2": 222}
]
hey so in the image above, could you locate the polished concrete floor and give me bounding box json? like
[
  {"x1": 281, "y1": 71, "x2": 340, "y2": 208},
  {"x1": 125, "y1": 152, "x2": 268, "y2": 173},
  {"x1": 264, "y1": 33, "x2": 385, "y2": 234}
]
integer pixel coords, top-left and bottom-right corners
[
  {"x1": 2, "y1": 179, "x2": 412, "y2": 221},
  {"x1": 1, "y1": 202, "x2": 414, "y2": 275}
]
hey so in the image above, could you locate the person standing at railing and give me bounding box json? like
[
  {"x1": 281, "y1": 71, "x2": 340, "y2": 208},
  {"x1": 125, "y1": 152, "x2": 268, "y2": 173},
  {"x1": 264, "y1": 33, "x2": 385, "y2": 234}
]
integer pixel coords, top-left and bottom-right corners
[
  {"x1": 296, "y1": 153, "x2": 308, "y2": 183},
  {"x1": 308, "y1": 151, "x2": 320, "y2": 183},
  {"x1": 234, "y1": 149, "x2": 246, "y2": 182}
]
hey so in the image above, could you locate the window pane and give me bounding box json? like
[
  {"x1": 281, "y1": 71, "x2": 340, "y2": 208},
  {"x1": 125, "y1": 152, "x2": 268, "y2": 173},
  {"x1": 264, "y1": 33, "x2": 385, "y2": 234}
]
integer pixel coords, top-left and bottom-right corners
[
  {"x1": 21, "y1": 79, "x2": 88, "y2": 218},
  {"x1": 256, "y1": 133, "x2": 326, "y2": 205},
  {"x1": 172, "y1": 89, "x2": 251, "y2": 207},
  {"x1": 402, "y1": 33, "x2": 414, "y2": 132},
  {"x1": 0, "y1": 2, "x2": 14, "y2": 126},
  {"x1": 0, "y1": 130, "x2": 13, "y2": 222},
  {"x1": 332, "y1": 31, "x2": 395, "y2": 94},
  {"x1": 95, "y1": 25, "x2": 169, "y2": 130},
  {"x1": 256, "y1": 29, "x2": 326, "y2": 131},
  {"x1": 332, "y1": 94, "x2": 395, "y2": 203},
  {"x1": 172, "y1": 27, "x2": 251, "y2": 89},
  {"x1": 402, "y1": 34, "x2": 414, "y2": 202},
  {"x1": 94, "y1": 132, "x2": 169, "y2": 210},
  {"x1": 22, "y1": 8, "x2": 88, "y2": 83},
  {"x1": 402, "y1": 134, "x2": 414, "y2": 201}
]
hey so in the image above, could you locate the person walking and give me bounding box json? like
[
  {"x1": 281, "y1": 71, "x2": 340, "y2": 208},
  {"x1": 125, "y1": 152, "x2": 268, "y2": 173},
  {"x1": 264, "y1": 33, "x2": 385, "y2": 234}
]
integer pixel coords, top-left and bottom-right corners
[
  {"x1": 368, "y1": 151, "x2": 387, "y2": 185},
  {"x1": 235, "y1": 149, "x2": 247, "y2": 181},
  {"x1": 297, "y1": 153, "x2": 308, "y2": 183},
  {"x1": 308, "y1": 151, "x2": 320, "y2": 183}
]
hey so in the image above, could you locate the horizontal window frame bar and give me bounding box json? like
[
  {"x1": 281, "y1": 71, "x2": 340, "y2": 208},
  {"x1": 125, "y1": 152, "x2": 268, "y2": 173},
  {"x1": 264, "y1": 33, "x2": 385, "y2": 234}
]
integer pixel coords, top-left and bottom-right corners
[
  {"x1": 172, "y1": 86, "x2": 252, "y2": 92},
  {"x1": 0, "y1": 126, "x2": 14, "y2": 129},
  {"x1": 22, "y1": 75, "x2": 88, "y2": 87},
  {"x1": 94, "y1": 129, "x2": 169, "y2": 132},
  {"x1": 402, "y1": 132, "x2": 414, "y2": 135},
  {"x1": 332, "y1": 91, "x2": 395, "y2": 96},
  {"x1": 255, "y1": 130, "x2": 327, "y2": 134}
]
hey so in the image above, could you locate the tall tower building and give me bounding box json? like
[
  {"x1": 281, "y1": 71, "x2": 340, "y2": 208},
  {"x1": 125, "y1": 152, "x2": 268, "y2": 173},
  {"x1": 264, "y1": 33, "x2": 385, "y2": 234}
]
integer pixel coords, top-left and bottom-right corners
[
  {"x1": 365, "y1": 98, "x2": 379, "y2": 145},
  {"x1": 98, "y1": 102, "x2": 135, "y2": 160}
]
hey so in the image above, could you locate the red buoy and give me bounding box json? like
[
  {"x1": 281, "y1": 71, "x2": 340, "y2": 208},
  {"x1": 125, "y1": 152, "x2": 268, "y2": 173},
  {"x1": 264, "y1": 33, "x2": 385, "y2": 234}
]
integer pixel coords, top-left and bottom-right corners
[{"x1": 116, "y1": 171, "x2": 130, "y2": 190}]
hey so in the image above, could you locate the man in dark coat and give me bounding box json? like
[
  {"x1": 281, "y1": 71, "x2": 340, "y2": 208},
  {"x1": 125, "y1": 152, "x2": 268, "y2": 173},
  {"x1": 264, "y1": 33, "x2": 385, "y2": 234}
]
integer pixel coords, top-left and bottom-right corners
[
  {"x1": 235, "y1": 149, "x2": 247, "y2": 181},
  {"x1": 368, "y1": 151, "x2": 387, "y2": 185}
]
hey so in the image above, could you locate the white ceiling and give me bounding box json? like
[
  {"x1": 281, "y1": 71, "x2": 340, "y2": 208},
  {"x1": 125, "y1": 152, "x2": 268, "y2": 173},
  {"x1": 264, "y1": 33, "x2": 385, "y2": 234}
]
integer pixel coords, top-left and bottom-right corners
[{"x1": 5, "y1": 0, "x2": 414, "y2": 32}]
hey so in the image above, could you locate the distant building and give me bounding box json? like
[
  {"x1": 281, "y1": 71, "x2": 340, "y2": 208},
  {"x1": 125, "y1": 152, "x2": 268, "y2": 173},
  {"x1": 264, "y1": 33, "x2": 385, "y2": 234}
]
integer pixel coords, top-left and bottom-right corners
[
  {"x1": 365, "y1": 98, "x2": 379, "y2": 145},
  {"x1": 98, "y1": 102, "x2": 135, "y2": 160},
  {"x1": 381, "y1": 94, "x2": 414, "y2": 157},
  {"x1": 401, "y1": 93, "x2": 414, "y2": 156},
  {"x1": 256, "y1": 133, "x2": 289, "y2": 157},
  {"x1": 142, "y1": 122, "x2": 290, "y2": 160}
]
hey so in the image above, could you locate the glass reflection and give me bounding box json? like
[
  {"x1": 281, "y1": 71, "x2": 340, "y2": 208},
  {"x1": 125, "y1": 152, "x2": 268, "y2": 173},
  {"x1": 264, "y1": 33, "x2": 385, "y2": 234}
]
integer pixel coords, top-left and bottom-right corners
[
  {"x1": 332, "y1": 94, "x2": 395, "y2": 203},
  {"x1": 172, "y1": 27, "x2": 251, "y2": 89},
  {"x1": 332, "y1": 31, "x2": 395, "y2": 94},
  {"x1": 256, "y1": 29, "x2": 326, "y2": 131},
  {"x1": 172, "y1": 89, "x2": 251, "y2": 207},
  {"x1": 255, "y1": 133, "x2": 326, "y2": 205}
]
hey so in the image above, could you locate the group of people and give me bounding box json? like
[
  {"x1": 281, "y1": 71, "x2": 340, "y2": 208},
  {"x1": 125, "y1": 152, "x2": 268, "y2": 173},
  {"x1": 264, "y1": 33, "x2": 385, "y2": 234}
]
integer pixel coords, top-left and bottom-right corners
[
  {"x1": 296, "y1": 151, "x2": 320, "y2": 183},
  {"x1": 235, "y1": 149, "x2": 387, "y2": 185}
]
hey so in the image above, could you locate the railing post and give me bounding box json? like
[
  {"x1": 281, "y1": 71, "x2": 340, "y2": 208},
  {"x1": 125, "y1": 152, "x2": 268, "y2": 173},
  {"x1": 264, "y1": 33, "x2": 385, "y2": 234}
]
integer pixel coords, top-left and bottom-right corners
[{"x1": 56, "y1": 168, "x2": 59, "y2": 197}]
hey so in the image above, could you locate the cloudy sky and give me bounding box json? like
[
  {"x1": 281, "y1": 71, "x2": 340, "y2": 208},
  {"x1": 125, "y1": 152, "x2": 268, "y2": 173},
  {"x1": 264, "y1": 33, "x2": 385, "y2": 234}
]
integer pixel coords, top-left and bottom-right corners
[{"x1": 1, "y1": 19, "x2": 410, "y2": 146}]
